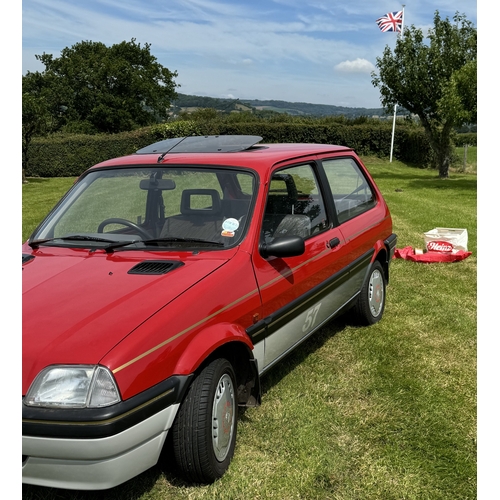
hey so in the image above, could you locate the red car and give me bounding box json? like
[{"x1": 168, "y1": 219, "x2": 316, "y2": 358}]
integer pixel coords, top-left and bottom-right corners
[{"x1": 22, "y1": 135, "x2": 396, "y2": 489}]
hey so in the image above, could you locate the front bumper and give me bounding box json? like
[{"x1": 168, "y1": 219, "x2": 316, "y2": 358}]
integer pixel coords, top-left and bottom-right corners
[
  {"x1": 22, "y1": 404, "x2": 179, "y2": 490},
  {"x1": 22, "y1": 374, "x2": 191, "y2": 490}
]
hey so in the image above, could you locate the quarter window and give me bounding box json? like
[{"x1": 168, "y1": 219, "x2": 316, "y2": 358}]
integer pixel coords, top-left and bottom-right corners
[{"x1": 322, "y1": 158, "x2": 376, "y2": 223}]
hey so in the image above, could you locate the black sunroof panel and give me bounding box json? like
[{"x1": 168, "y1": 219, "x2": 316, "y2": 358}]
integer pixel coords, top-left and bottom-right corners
[{"x1": 135, "y1": 135, "x2": 263, "y2": 154}]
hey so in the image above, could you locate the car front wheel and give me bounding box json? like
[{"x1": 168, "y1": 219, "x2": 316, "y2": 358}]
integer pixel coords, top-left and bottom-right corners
[
  {"x1": 172, "y1": 358, "x2": 237, "y2": 483},
  {"x1": 353, "y1": 260, "x2": 386, "y2": 325}
]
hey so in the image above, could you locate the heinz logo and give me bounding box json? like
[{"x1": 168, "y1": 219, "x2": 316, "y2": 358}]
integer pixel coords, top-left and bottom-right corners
[{"x1": 427, "y1": 241, "x2": 453, "y2": 253}]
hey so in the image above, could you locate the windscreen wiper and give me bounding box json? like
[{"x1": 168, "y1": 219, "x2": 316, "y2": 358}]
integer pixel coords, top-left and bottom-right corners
[
  {"x1": 30, "y1": 235, "x2": 226, "y2": 252},
  {"x1": 140, "y1": 237, "x2": 225, "y2": 247},
  {"x1": 101, "y1": 237, "x2": 224, "y2": 253},
  {"x1": 29, "y1": 235, "x2": 118, "y2": 249}
]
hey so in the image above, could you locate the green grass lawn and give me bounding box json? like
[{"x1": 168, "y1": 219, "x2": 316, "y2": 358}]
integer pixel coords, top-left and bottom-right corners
[
  {"x1": 22, "y1": 177, "x2": 77, "y2": 242},
  {"x1": 22, "y1": 159, "x2": 477, "y2": 500}
]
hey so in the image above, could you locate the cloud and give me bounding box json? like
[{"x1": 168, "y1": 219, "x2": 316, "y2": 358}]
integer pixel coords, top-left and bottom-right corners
[
  {"x1": 22, "y1": 0, "x2": 476, "y2": 108},
  {"x1": 335, "y1": 58, "x2": 375, "y2": 74}
]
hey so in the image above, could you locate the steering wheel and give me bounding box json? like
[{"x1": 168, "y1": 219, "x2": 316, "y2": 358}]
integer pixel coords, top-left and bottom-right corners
[{"x1": 97, "y1": 218, "x2": 151, "y2": 240}]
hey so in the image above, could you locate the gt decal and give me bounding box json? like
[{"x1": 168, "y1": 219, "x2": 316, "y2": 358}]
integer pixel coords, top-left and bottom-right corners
[{"x1": 302, "y1": 303, "x2": 322, "y2": 333}]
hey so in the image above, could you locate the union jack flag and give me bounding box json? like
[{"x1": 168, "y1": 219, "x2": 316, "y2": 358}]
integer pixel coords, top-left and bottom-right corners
[{"x1": 376, "y1": 11, "x2": 403, "y2": 32}]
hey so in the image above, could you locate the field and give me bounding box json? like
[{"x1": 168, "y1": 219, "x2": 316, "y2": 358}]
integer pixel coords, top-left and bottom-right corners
[{"x1": 22, "y1": 158, "x2": 477, "y2": 500}]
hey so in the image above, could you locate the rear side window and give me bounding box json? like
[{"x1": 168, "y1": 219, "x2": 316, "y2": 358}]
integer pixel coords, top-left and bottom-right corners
[{"x1": 322, "y1": 158, "x2": 376, "y2": 223}]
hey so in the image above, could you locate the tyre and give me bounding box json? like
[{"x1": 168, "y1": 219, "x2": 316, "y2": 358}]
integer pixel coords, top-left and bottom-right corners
[
  {"x1": 172, "y1": 358, "x2": 237, "y2": 483},
  {"x1": 353, "y1": 260, "x2": 386, "y2": 325}
]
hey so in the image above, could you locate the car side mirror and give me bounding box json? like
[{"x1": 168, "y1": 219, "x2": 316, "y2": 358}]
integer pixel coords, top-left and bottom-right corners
[{"x1": 259, "y1": 236, "x2": 305, "y2": 258}]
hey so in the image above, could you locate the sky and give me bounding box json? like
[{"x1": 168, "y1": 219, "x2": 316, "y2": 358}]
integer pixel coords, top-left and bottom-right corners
[{"x1": 21, "y1": 0, "x2": 478, "y2": 109}]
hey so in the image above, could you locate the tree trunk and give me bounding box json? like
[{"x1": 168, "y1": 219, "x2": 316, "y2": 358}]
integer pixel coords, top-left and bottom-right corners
[
  {"x1": 420, "y1": 117, "x2": 454, "y2": 179},
  {"x1": 435, "y1": 131, "x2": 454, "y2": 179},
  {"x1": 437, "y1": 155, "x2": 451, "y2": 179},
  {"x1": 22, "y1": 135, "x2": 30, "y2": 184}
]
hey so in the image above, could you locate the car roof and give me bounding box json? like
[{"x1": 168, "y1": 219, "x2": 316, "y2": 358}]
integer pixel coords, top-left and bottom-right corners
[{"x1": 89, "y1": 135, "x2": 354, "y2": 175}]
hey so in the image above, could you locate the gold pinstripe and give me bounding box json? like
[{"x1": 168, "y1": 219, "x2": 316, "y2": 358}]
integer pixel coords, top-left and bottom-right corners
[
  {"x1": 341, "y1": 215, "x2": 391, "y2": 241},
  {"x1": 113, "y1": 288, "x2": 259, "y2": 374},
  {"x1": 112, "y1": 245, "x2": 333, "y2": 374}
]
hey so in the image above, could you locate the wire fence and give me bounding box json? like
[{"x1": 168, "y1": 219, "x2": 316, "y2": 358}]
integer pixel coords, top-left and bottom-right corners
[{"x1": 455, "y1": 145, "x2": 477, "y2": 173}]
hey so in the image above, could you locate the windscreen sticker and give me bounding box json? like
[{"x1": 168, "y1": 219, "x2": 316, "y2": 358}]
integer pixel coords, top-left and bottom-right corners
[
  {"x1": 222, "y1": 218, "x2": 239, "y2": 232},
  {"x1": 221, "y1": 218, "x2": 239, "y2": 238}
]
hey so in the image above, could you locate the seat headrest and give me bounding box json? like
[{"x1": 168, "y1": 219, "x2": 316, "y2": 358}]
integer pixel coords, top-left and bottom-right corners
[{"x1": 181, "y1": 189, "x2": 222, "y2": 215}]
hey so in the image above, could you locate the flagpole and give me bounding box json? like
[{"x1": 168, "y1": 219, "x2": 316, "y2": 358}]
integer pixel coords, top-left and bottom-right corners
[
  {"x1": 389, "y1": 5, "x2": 405, "y2": 163},
  {"x1": 390, "y1": 104, "x2": 397, "y2": 163}
]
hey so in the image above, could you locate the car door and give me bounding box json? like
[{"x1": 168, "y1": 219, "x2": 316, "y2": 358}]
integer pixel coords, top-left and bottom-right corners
[{"x1": 250, "y1": 161, "x2": 358, "y2": 372}]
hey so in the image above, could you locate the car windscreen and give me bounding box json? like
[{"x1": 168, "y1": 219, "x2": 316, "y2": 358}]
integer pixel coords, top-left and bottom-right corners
[{"x1": 30, "y1": 166, "x2": 257, "y2": 251}]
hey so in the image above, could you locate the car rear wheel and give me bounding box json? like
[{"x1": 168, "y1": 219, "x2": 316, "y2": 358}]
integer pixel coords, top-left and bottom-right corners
[
  {"x1": 172, "y1": 358, "x2": 237, "y2": 483},
  {"x1": 353, "y1": 260, "x2": 386, "y2": 325}
]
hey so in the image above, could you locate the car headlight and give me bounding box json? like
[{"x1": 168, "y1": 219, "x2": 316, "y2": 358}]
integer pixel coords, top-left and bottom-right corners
[{"x1": 24, "y1": 365, "x2": 121, "y2": 408}]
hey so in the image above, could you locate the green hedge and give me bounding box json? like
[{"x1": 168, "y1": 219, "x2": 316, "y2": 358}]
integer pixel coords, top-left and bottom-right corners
[
  {"x1": 25, "y1": 129, "x2": 155, "y2": 177},
  {"x1": 148, "y1": 120, "x2": 425, "y2": 160},
  {"x1": 453, "y1": 133, "x2": 477, "y2": 147},
  {"x1": 26, "y1": 121, "x2": 475, "y2": 177}
]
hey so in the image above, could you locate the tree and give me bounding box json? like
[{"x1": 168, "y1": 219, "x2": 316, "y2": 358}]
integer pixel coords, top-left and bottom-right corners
[
  {"x1": 22, "y1": 93, "x2": 51, "y2": 183},
  {"x1": 371, "y1": 12, "x2": 476, "y2": 178},
  {"x1": 23, "y1": 39, "x2": 179, "y2": 134}
]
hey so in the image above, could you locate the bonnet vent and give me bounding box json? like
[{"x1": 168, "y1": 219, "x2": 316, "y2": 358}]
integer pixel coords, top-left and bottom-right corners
[{"x1": 128, "y1": 260, "x2": 183, "y2": 275}]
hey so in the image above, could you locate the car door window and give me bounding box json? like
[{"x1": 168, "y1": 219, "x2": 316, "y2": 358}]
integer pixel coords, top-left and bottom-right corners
[
  {"x1": 322, "y1": 158, "x2": 376, "y2": 223},
  {"x1": 261, "y1": 164, "x2": 328, "y2": 243}
]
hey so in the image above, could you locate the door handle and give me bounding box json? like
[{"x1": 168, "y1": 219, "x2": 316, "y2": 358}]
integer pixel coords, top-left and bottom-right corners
[{"x1": 327, "y1": 237, "x2": 340, "y2": 249}]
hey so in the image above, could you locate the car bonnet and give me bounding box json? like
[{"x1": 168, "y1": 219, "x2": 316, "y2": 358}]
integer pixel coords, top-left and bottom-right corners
[{"x1": 22, "y1": 248, "x2": 233, "y2": 393}]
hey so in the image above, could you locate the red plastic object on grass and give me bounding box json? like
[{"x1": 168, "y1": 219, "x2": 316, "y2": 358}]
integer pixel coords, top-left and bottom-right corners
[{"x1": 394, "y1": 246, "x2": 472, "y2": 263}]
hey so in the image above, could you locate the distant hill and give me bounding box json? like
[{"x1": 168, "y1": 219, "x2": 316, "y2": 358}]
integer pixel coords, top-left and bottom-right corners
[
  {"x1": 240, "y1": 98, "x2": 387, "y2": 118},
  {"x1": 172, "y1": 94, "x2": 252, "y2": 113},
  {"x1": 172, "y1": 93, "x2": 389, "y2": 118}
]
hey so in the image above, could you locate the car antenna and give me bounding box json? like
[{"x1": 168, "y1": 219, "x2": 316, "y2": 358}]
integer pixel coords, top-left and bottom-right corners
[{"x1": 157, "y1": 132, "x2": 195, "y2": 163}]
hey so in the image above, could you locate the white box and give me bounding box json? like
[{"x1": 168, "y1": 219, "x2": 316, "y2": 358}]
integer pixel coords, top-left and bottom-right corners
[{"x1": 423, "y1": 228, "x2": 468, "y2": 253}]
